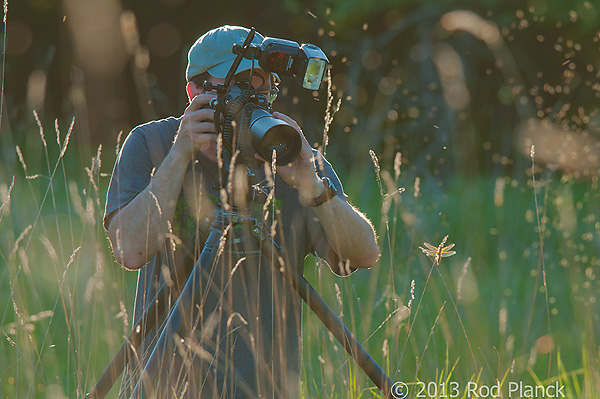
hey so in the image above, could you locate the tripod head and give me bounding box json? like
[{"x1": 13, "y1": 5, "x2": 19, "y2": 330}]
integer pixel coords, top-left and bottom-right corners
[{"x1": 212, "y1": 163, "x2": 269, "y2": 214}]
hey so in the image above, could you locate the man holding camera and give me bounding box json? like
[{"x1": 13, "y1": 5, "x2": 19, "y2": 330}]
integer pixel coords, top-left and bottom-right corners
[{"x1": 104, "y1": 25, "x2": 379, "y2": 398}]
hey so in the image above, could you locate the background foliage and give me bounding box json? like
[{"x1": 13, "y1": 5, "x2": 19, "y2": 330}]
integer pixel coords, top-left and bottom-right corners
[{"x1": 1, "y1": 0, "x2": 599, "y2": 398}]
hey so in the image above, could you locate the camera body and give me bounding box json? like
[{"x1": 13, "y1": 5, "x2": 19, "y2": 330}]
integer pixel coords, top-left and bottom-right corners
[
  {"x1": 205, "y1": 81, "x2": 300, "y2": 166},
  {"x1": 208, "y1": 28, "x2": 329, "y2": 167}
]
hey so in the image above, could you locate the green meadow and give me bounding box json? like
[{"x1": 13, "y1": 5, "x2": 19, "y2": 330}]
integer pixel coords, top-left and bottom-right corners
[{"x1": 2, "y1": 1, "x2": 599, "y2": 398}]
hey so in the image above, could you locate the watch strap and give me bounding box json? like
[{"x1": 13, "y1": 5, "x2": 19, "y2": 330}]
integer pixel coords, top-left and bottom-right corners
[{"x1": 311, "y1": 177, "x2": 338, "y2": 207}]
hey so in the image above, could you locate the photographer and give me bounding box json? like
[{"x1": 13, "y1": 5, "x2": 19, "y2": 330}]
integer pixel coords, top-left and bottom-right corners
[{"x1": 104, "y1": 25, "x2": 379, "y2": 398}]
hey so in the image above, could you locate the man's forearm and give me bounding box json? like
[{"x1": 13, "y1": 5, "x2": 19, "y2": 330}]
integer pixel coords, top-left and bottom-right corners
[
  {"x1": 312, "y1": 196, "x2": 379, "y2": 269},
  {"x1": 108, "y1": 150, "x2": 189, "y2": 269}
]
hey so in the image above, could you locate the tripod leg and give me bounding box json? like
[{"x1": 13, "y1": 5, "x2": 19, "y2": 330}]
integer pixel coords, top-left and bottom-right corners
[
  {"x1": 259, "y1": 236, "x2": 394, "y2": 398},
  {"x1": 128, "y1": 222, "x2": 224, "y2": 399},
  {"x1": 297, "y1": 273, "x2": 393, "y2": 397},
  {"x1": 86, "y1": 251, "x2": 196, "y2": 399}
]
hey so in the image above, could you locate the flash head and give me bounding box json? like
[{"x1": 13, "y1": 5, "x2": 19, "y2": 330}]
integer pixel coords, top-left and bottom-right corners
[
  {"x1": 234, "y1": 37, "x2": 329, "y2": 91},
  {"x1": 297, "y1": 44, "x2": 328, "y2": 90}
]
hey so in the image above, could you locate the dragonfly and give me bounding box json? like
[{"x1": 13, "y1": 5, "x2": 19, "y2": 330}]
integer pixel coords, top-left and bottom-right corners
[{"x1": 419, "y1": 235, "x2": 456, "y2": 265}]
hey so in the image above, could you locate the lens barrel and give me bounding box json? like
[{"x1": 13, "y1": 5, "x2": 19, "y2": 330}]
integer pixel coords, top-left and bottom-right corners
[{"x1": 249, "y1": 108, "x2": 301, "y2": 165}]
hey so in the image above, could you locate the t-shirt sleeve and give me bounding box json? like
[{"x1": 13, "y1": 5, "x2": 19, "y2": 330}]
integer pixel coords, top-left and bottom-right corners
[
  {"x1": 103, "y1": 128, "x2": 155, "y2": 230},
  {"x1": 305, "y1": 150, "x2": 357, "y2": 277}
]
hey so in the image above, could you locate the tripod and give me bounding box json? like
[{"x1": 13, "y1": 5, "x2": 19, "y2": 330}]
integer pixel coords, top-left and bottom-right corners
[{"x1": 87, "y1": 172, "x2": 394, "y2": 398}]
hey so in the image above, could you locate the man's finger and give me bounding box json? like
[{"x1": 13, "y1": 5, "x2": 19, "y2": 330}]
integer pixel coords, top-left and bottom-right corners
[
  {"x1": 254, "y1": 153, "x2": 267, "y2": 162},
  {"x1": 187, "y1": 93, "x2": 217, "y2": 111},
  {"x1": 193, "y1": 123, "x2": 218, "y2": 135},
  {"x1": 273, "y1": 112, "x2": 302, "y2": 133}
]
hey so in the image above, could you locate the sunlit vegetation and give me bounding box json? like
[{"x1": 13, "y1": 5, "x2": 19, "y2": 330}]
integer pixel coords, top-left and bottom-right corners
[{"x1": 1, "y1": 1, "x2": 599, "y2": 398}]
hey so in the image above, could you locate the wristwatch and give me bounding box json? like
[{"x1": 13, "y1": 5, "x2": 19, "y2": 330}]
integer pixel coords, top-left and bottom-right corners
[{"x1": 311, "y1": 177, "x2": 338, "y2": 207}]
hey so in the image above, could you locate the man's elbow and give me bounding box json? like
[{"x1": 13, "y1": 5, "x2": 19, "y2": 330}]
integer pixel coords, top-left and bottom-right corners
[
  {"x1": 356, "y1": 245, "x2": 380, "y2": 269},
  {"x1": 348, "y1": 240, "x2": 380, "y2": 269},
  {"x1": 108, "y1": 226, "x2": 147, "y2": 270},
  {"x1": 112, "y1": 247, "x2": 147, "y2": 270}
]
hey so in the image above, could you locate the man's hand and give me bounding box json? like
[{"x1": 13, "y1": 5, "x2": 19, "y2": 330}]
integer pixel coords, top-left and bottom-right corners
[
  {"x1": 172, "y1": 93, "x2": 219, "y2": 162},
  {"x1": 256, "y1": 112, "x2": 325, "y2": 205}
]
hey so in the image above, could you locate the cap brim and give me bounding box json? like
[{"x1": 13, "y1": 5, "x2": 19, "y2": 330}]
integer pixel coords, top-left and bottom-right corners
[{"x1": 207, "y1": 57, "x2": 264, "y2": 79}]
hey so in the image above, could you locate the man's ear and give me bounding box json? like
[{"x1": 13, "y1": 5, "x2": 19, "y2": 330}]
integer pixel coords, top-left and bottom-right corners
[{"x1": 186, "y1": 81, "x2": 200, "y2": 102}]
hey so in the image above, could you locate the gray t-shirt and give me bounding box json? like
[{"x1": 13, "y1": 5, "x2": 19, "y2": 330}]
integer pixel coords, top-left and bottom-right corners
[{"x1": 104, "y1": 116, "x2": 350, "y2": 398}]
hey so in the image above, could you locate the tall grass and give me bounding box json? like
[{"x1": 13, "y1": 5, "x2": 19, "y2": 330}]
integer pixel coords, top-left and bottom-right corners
[{"x1": 1, "y1": 119, "x2": 137, "y2": 398}]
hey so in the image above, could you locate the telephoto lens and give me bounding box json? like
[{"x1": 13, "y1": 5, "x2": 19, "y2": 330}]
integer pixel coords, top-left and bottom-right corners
[{"x1": 248, "y1": 108, "x2": 301, "y2": 165}]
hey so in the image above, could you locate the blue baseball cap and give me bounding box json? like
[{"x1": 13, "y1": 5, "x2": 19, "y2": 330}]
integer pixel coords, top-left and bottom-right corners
[{"x1": 186, "y1": 25, "x2": 265, "y2": 81}]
